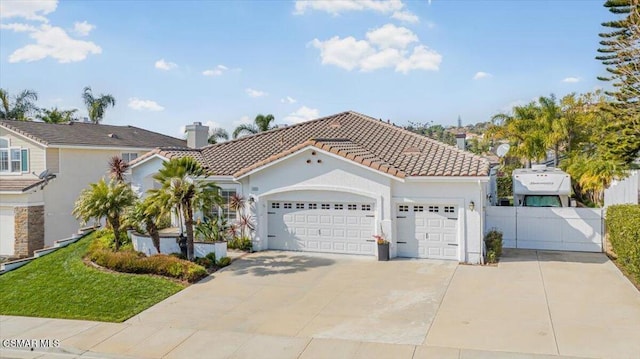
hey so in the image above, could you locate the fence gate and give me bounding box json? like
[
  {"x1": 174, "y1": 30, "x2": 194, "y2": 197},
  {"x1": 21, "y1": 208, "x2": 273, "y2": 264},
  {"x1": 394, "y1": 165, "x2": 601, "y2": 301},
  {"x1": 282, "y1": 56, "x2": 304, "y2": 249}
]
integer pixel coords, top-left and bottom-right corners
[{"x1": 485, "y1": 207, "x2": 603, "y2": 252}]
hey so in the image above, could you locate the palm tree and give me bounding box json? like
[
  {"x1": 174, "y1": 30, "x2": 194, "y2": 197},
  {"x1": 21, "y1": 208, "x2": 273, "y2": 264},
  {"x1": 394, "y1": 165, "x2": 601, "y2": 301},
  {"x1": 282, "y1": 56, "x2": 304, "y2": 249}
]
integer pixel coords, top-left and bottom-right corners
[
  {"x1": 232, "y1": 114, "x2": 275, "y2": 139},
  {"x1": 537, "y1": 95, "x2": 563, "y2": 166},
  {"x1": 208, "y1": 127, "x2": 229, "y2": 144},
  {"x1": 148, "y1": 157, "x2": 223, "y2": 260},
  {"x1": 125, "y1": 198, "x2": 164, "y2": 253},
  {"x1": 82, "y1": 86, "x2": 116, "y2": 124},
  {"x1": 107, "y1": 155, "x2": 129, "y2": 182},
  {"x1": 37, "y1": 107, "x2": 78, "y2": 123},
  {"x1": 0, "y1": 89, "x2": 39, "y2": 121},
  {"x1": 73, "y1": 179, "x2": 136, "y2": 251},
  {"x1": 488, "y1": 103, "x2": 547, "y2": 168}
]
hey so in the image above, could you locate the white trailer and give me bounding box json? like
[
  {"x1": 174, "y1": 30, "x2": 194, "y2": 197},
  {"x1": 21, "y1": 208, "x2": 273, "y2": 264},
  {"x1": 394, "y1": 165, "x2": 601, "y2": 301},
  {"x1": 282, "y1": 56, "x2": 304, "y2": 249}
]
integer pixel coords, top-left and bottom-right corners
[{"x1": 513, "y1": 165, "x2": 572, "y2": 207}]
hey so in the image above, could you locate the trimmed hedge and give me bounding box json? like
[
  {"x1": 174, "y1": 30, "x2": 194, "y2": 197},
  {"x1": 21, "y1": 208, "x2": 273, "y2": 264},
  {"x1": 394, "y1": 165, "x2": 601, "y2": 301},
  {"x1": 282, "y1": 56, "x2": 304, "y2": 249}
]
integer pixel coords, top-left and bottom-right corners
[
  {"x1": 87, "y1": 235, "x2": 207, "y2": 282},
  {"x1": 606, "y1": 204, "x2": 640, "y2": 282}
]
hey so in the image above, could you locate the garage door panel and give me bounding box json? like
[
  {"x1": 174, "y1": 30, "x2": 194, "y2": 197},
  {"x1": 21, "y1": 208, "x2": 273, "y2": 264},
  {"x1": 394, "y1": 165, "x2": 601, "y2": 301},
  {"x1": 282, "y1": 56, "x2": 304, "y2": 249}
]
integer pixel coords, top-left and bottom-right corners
[
  {"x1": 268, "y1": 201, "x2": 375, "y2": 256},
  {"x1": 396, "y1": 203, "x2": 459, "y2": 260}
]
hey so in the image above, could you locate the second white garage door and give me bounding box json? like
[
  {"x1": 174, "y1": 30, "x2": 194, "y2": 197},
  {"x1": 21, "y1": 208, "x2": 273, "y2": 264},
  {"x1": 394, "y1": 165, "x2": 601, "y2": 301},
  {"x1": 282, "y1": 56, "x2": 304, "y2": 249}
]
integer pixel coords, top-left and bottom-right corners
[
  {"x1": 267, "y1": 201, "x2": 376, "y2": 255},
  {"x1": 396, "y1": 203, "x2": 459, "y2": 260}
]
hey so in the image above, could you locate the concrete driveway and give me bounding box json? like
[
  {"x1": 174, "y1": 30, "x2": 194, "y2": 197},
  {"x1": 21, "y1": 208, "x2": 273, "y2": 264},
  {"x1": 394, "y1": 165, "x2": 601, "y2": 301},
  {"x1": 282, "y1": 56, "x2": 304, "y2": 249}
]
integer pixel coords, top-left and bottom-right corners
[{"x1": 2, "y1": 249, "x2": 640, "y2": 359}]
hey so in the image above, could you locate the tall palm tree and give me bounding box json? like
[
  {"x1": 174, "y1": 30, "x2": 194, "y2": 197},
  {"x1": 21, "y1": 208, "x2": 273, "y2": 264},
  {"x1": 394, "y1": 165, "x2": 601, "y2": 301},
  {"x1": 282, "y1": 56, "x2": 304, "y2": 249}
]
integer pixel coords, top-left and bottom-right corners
[
  {"x1": 537, "y1": 95, "x2": 563, "y2": 166},
  {"x1": 82, "y1": 86, "x2": 116, "y2": 124},
  {"x1": 208, "y1": 127, "x2": 229, "y2": 144},
  {"x1": 148, "y1": 157, "x2": 223, "y2": 260},
  {"x1": 73, "y1": 179, "x2": 136, "y2": 251},
  {"x1": 232, "y1": 114, "x2": 275, "y2": 139},
  {"x1": 37, "y1": 107, "x2": 78, "y2": 123},
  {"x1": 0, "y1": 89, "x2": 39, "y2": 121}
]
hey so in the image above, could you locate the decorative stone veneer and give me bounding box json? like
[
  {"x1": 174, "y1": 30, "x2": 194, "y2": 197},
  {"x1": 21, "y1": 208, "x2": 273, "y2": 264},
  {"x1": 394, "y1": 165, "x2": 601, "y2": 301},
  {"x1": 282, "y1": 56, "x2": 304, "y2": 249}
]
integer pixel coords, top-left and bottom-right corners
[{"x1": 14, "y1": 205, "x2": 45, "y2": 257}]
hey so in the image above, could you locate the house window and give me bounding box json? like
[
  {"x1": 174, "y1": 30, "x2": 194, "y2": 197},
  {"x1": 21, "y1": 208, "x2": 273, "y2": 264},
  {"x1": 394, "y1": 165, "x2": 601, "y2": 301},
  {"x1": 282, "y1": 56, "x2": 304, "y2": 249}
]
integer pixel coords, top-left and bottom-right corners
[
  {"x1": 413, "y1": 205, "x2": 424, "y2": 212},
  {"x1": 308, "y1": 203, "x2": 318, "y2": 209},
  {"x1": 321, "y1": 203, "x2": 330, "y2": 210},
  {"x1": 334, "y1": 204, "x2": 344, "y2": 210},
  {"x1": 398, "y1": 205, "x2": 409, "y2": 212},
  {"x1": 428, "y1": 206, "x2": 439, "y2": 213},
  {"x1": 284, "y1": 203, "x2": 292, "y2": 209},
  {"x1": 361, "y1": 204, "x2": 372, "y2": 211},
  {"x1": 122, "y1": 152, "x2": 138, "y2": 163},
  {"x1": 211, "y1": 189, "x2": 237, "y2": 221},
  {"x1": 444, "y1": 206, "x2": 455, "y2": 213},
  {"x1": 0, "y1": 138, "x2": 28, "y2": 174},
  {"x1": 271, "y1": 202, "x2": 280, "y2": 209},
  {"x1": 296, "y1": 203, "x2": 304, "y2": 209},
  {"x1": 347, "y1": 204, "x2": 357, "y2": 210}
]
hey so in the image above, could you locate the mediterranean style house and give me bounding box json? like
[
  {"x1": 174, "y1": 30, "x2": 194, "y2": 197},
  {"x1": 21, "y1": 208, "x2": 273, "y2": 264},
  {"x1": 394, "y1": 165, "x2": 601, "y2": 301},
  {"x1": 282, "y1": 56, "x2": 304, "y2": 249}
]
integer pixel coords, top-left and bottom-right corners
[
  {"x1": 130, "y1": 111, "x2": 491, "y2": 263},
  {"x1": 0, "y1": 120, "x2": 185, "y2": 258}
]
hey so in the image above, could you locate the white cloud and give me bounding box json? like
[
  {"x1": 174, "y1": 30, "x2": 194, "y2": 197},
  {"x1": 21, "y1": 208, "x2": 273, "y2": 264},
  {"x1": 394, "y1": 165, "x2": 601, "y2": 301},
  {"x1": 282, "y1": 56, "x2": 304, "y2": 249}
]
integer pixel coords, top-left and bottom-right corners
[
  {"x1": 294, "y1": 0, "x2": 419, "y2": 23},
  {"x1": 6, "y1": 24, "x2": 101, "y2": 63},
  {"x1": 366, "y1": 23, "x2": 418, "y2": 49},
  {"x1": 202, "y1": 64, "x2": 229, "y2": 76},
  {"x1": 232, "y1": 115, "x2": 252, "y2": 127},
  {"x1": 128, "y1": 98, "x2": 164, "y2": 112},
  {"x1": 395, "y1": 45, "x2": 441, "y2": 73},
  {"x1": 391, "y1": 10, "x2": 419, "y2": 24},
  {"x1": 284, "y1": 106, "x2": 320, "y2": 124},
  {"x1": 563, "y1": 77, "x2": 580, "y2": 83},
  {"x1": 281, "y1": 96, "x2": 297, "y2": 104},
  {"x1": 73, "y1": 21, "x2": 94, "y2": 36},
  {"x1": 310, "y1": 23, "x2": 440, "y2": 73},
  {"x1": 473, "y1": 71, "x2": 492, "y2": 80},
  {"x1": 0, "y1": 0, "x2": 58, "y2": 22},
  {"x1": 245, "y1": 88, "x2": 268, "y2": 98},
  {"x1": 155, "y1": 59, "x2": 177, "y2": 71},
  {"x1": 0, "y1": 23, "x2": 38, "y2": 32}
]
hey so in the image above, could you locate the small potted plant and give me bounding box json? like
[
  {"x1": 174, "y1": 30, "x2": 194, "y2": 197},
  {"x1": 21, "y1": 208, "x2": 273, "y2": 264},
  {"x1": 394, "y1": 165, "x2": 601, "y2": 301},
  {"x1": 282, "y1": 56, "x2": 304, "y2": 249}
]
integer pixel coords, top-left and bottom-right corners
[{"x1": 374, "y1": 234, "x2": 389, "y2": 261}]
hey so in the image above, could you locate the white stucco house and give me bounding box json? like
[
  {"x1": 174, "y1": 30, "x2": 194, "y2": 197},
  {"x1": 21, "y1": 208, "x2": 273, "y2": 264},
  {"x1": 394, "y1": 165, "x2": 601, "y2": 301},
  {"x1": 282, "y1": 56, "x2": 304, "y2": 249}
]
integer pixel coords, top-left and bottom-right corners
[
  {"x1": 0, "y1": 120, "x2": 186, "y2": 258},
  {"x1": 130, "y1": 111, "x2": 491, "y2": 263}
]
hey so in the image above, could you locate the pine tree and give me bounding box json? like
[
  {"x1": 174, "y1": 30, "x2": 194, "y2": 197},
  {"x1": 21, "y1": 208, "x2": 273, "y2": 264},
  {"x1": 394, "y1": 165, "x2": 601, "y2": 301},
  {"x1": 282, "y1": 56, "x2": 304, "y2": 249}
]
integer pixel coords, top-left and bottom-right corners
[{"x1": 596, "y1": 0, "x2": 640, "y2": 165}]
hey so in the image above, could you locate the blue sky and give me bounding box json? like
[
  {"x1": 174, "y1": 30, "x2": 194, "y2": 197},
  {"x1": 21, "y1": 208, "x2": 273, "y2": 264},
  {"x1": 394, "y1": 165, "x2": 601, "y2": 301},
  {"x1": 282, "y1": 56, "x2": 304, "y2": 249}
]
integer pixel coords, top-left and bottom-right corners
[{"x1": 0, "y1": 0, "x2": 610, "y2": 138}]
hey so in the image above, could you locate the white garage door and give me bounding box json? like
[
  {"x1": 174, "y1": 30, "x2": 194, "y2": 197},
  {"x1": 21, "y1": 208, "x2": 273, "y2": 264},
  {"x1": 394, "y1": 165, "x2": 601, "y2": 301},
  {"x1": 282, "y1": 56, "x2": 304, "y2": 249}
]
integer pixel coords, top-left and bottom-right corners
[
  {"x1": 0, "y1": 207, "x2": 15, "y2": 256},
  {"x1": 396, "y1": 203, "x2": 459, "y2": 260},
  {"x1": 267, "y1": 201, "x2": 376, "y2": 255}
]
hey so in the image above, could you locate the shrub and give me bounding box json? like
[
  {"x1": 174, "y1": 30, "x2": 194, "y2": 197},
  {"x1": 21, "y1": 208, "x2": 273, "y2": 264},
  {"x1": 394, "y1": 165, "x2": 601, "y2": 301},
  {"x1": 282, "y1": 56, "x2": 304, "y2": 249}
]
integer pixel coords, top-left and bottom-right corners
[
  {"x1": 195, "y1": 257, "x2": 213, "y2": 268},
  {"x1": 228, "y1": 236, "x2": 252, "y2": 251},
  {"x1": 205, "y1": 252, "x2": 216, "y2": 263},
  {"x1": 169, "y1": 252, "x2": 187, "y2": 260},
  {"x1": 484, "y1": 229, "x2": 503, "y2": 263},
  {"x1": 217, "y1": 256, "x2": 231, "y2": 267},
  {"x1": 87, "y1": 239, "x2": 207, "y2": 282},
  {"x1": 606, "y1": 205, "x2": 640, "y2": 282}
]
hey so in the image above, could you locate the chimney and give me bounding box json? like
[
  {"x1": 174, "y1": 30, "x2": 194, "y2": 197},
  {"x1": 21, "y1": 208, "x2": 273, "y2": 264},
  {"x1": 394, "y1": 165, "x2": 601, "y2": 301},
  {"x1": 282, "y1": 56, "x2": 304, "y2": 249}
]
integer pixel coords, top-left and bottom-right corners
[
  {"x1": 185, "y1": 122, "x2": 209, "y2": 149},
  {"x1": 455, "y1": 133, "x2": 466, "y2": 151}
]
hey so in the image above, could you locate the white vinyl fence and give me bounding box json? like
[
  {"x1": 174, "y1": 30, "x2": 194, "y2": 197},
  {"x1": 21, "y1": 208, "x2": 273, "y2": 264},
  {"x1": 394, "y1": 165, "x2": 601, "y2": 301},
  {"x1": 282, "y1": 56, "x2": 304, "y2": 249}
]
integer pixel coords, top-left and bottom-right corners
[{"x1": 485, "y1": 206, "x2": 603, "y2": 252}]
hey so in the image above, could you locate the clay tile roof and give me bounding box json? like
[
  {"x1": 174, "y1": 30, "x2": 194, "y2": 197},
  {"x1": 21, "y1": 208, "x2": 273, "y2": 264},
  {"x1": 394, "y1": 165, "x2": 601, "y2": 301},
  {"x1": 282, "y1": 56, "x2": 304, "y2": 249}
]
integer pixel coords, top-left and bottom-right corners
[
  {"x1": 149, "y1": 111, "x2": 490, "y2": 178},
  {"x1": 0, "y1": 120, "x2": 186, "y2": 148},
  {"x1": 0, "y1": 178, "x2": 46, "y2": 192}
]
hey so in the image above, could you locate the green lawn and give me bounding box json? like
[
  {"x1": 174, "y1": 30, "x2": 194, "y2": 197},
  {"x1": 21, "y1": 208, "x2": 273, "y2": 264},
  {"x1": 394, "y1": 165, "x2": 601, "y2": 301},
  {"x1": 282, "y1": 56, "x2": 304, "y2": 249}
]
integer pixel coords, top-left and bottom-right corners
[{"x1": 0, "y1": 232, "x2": 184, "y2": 322}]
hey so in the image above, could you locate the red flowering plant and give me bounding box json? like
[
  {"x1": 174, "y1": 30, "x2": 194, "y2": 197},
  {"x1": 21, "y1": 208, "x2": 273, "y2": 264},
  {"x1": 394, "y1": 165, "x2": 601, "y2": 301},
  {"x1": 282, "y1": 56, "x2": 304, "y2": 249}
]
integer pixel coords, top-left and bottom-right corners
[{"x1": 373, "y1": 234, "x2": 389, "y2": 245}]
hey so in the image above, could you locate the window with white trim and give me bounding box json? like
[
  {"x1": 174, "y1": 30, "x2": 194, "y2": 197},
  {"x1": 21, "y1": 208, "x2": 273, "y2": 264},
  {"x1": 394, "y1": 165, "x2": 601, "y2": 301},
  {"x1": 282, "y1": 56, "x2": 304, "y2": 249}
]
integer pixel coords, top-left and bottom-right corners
[
  {"x1": 122, "y1": 152, "x2": 138, "y2": 163},
  {"x1": 211, "y1": 189, "x2": 237, "y2": 221},
  {"x1": 0, "y1": 138, "x2": 28, "y2": 174}
]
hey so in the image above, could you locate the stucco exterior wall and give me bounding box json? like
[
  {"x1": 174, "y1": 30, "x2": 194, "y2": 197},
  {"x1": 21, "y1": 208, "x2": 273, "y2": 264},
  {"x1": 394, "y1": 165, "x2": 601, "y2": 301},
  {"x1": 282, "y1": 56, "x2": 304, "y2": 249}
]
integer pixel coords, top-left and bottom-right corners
[{"x1": 42, "y1": 148, "x2": 147, "y2": 246}]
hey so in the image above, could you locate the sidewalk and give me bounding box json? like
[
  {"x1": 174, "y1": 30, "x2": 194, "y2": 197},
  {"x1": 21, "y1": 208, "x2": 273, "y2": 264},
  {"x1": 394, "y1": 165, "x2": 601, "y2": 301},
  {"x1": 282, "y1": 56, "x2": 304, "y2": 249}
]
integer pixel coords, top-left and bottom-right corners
[{"x1": 1, "y1": 315, "x2": 590, "y2": 359}]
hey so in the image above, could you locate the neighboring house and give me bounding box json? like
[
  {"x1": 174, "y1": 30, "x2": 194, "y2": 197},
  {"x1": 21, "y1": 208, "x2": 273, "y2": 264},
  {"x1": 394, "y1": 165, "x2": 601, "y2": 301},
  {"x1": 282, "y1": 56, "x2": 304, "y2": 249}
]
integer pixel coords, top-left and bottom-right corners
[
  {"x1": 0, "y1": 120, "x2": 186, "y2": 257},
  {"x1": 131, "y1": 111, "x2": 491, "y2": 263}
]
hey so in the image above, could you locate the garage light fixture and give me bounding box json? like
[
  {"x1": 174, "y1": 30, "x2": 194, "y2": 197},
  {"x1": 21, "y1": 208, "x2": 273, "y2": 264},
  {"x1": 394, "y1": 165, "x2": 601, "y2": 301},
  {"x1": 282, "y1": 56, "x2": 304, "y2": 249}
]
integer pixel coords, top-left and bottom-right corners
[{"x1": 468, "y1": 201, "x2": 475, "y2": 211}]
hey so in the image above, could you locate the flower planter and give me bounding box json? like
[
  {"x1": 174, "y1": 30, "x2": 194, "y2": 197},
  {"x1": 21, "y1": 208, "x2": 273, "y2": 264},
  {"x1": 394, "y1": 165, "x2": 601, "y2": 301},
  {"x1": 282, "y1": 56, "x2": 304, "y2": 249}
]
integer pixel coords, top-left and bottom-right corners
[{"x1": 377, "y1": 243, "x2": 389, "y2": 261}]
